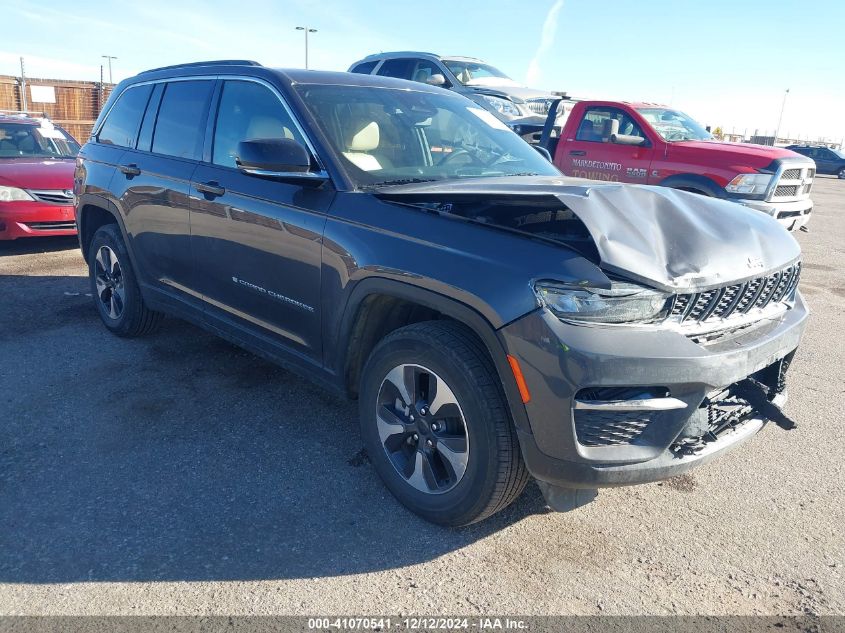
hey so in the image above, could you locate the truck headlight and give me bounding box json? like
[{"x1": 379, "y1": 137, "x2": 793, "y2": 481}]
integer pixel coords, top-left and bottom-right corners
[
  {"x1": 478, "y1": 94, "x2": 521, "y2": 118},
  {"x1": 535, "y1": 281, "x2": 672, "y2": 324},
  {"x1": 0, "y1": 186, "x2": 35, "y2": 202},
  {"x1": 725, "y1": 173, "x2": 773, "y2": 195}
]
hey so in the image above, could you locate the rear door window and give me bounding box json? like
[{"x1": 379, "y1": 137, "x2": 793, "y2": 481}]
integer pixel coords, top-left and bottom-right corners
[
  {"x1": 376, "y1": 59, "x2": 414, "y2": 80},
  {"x1": 97, "y1": 84, "x2": 153, "y2": 148},
  {"x1": 151, "y1": 80, "x2": 214, "y2": 160}
]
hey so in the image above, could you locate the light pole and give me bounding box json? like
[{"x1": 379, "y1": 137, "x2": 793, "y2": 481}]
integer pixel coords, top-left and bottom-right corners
[
  {"x1": 295, "y1": 26, "x2": 317, "y2": 69},
  {"x1": 102, "y1": 55, "x2": 117, "y2": 84},
  {"x1": 773, "y1": 88, "x2": 789, "y2": 147}
]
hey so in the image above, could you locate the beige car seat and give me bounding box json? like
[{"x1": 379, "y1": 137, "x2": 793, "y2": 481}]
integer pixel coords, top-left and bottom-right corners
[{"x1": 342, "y1": 121, "x2": 384, "y2": 171}]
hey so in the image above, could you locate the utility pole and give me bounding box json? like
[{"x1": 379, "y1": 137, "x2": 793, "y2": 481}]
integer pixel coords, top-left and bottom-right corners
[
  {"x1": 101, "y1": 55, "x2": 117, "y2": 84},
  {"x1": 19, "y1": 56, "x2": 27, "y2": 112},
  {"x1": 773, "y1": 88, "x2": 789, "y2": 147},
  {"x1": 295, "y1": 26, "x2": 318, "y2": 69}
]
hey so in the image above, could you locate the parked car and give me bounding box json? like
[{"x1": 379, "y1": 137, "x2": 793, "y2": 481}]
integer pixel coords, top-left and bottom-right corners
[
  {"x1": 785, "y1": 145, "x2": 845, "y2": 179},
  {"x1": 349, "y1": 52, "x2": 558, "y2": 121},
  {"x1": 523, "y1": 100, "x2": 816, "y2": 231},
  {"x1": 75, "y1": 61, "x2": 807, "y2": 526},
  {"x1": 0, "y1": 112, "x2": 80, "y2": 240}
]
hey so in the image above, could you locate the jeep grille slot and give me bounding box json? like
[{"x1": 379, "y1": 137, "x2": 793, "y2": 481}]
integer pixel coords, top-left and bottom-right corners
[{"x1": 671, "y1": 262, "x2": 800, "y2": 325}]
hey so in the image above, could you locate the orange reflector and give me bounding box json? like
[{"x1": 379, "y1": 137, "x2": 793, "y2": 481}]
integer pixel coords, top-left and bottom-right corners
[{"x1": 506, "y1": 354, "x2": 531, "y2": 404}]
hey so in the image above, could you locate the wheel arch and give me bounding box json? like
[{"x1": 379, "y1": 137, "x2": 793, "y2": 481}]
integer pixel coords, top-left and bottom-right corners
[
  {"x1": 76, "y1": 194, "x2": 131, "y2": 262},
  {"x1": 337, "y1": 277, "x2": 533, "y2": 433},
  {"x1": 658, "y1": 173, "x2": 726, "y2": 198}
]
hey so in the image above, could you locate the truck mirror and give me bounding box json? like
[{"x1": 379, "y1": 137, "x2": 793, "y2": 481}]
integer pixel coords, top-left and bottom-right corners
[
  {"x1": 602, "y1": 118, "x2": 619, "y2": 141},
  {"x1": 611, "y1": 134, "x2": 647, "y2": 146}
]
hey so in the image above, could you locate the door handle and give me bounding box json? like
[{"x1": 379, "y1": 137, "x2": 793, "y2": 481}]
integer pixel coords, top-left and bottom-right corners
[
  {"x1": 195, "y1": 181, "x2": 225, "y2": 197},
  {"x1": 119, "y1": 163, "x2": 141, "y2": 177},
  {"x1": 569, "y1": 150, "x2": 586, "y2": 156}
]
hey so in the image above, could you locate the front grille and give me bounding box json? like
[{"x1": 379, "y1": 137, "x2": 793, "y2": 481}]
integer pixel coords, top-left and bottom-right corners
[
  {"x1": 29, "y1": 189, "x2": 74, "y2": 204},
  {"x1": 672, "y1": 263, "x2": 801, "y2": 325},
  {"x1": 25, "y1": 221, "x2": 76, "y2": 230},
  {"x1": 769, "y1": 165, "x2": 814, "y2": 200},
  {"x1": 574, "y1": 409, "x2": 653, "y2": 446},
  {"x1": 525, "y1": 98, "x2": 552, "y2": 115}
]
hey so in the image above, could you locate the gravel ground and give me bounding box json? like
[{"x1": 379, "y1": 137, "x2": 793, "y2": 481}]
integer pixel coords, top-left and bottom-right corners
[{"x1": 0, "y1": 177, "x2": 842, "y2": 616}]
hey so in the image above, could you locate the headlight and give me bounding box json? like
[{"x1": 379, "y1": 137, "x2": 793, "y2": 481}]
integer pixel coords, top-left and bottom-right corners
[
  {"x1": 725, "y1": 173, "x2": 773, "y2": 195},
  {"x1": 478, "y1": 94, "x2": 521, "y2": 118},
  {"x1": 0, "y1": 186, "x2": 34, "y2": 202},
  {"x1": 535, "y1": 281, "x2": 672, "y2": 324}
]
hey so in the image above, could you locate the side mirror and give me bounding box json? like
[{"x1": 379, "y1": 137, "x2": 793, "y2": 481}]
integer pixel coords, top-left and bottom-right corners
[
  {"x1": 236, "y1": 138, "x2": 327, "y2": 183},
  {"x1": 426, "y1": 74, "x2": 447, "y2": 87},
  {"x1": 602, "y1": 118, "x2": 646, "y2": 146},
  {"x1": 533, "y1": 145, "x2": 552, "y2": 162}
]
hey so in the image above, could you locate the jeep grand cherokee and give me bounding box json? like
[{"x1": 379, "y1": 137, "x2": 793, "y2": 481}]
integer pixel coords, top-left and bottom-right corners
[{"x1": 74, "y1": 61, "x2": 808, "y2": 526}]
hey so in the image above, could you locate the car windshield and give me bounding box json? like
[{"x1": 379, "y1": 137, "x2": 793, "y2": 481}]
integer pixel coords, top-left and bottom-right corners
[
  {"x1": 831, "y1": 148, "x2": 845, "y2": 159},
  {"x1": 636, "y1": 108, "x2": 713, "y2": 142},
  {"x1": 0, "y1": 122, "x2": 80, "y2": 159},
  {"x1": 442, "y1": 60, "x2": 512, "y2": 86},
  {"x1": 294, "y1": 84, "x2": 559, "y2": 188}
]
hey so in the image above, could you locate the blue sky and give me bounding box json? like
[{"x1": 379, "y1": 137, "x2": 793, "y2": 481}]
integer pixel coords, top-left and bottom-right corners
[{"x1": 2, "y1": 0, "x2": 843, "y2": 141}]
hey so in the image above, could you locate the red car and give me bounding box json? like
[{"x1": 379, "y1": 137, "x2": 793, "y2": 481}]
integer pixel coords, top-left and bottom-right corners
[{"x1": 0, "y1": 113, "x2": 80, "y2": 240}]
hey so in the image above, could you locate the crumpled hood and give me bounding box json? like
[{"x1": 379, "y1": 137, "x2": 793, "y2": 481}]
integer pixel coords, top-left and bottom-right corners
[{"x1": 375, "y1": 176, "x2": 801, "y2": 292}]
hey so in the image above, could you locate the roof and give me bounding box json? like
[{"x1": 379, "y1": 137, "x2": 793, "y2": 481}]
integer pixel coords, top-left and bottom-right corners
[
  {"x1": 120, "y1": 61, "x2": 453, "y2": 95},
  {"x1": 0, "y1": 112, "x2": 45, "y2": 125}
]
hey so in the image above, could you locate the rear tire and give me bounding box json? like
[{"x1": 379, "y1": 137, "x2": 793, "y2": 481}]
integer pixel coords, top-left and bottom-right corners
[
  {"x1": 88, "y1": 224, "x2": 163, "y2": 337},
  {"x1": 838, "y1": 167, "x2": 845, "y2": 180},
  {"x1": 359, "y1": 321, "x2": 528, "y2": 526}
]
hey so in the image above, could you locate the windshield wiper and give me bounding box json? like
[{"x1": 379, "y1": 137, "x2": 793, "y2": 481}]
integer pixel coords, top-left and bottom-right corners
[{"x1": 364, "y1": 178, "x2": 439, "y2": 189}]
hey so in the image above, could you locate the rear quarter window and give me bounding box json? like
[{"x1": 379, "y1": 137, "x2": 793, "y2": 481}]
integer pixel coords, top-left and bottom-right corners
[
  {"x1": 97, "y1": 84, "x2": 153, "y2": 148},
  {"x1": 350, "y1": 60, "x2": 378, "y2": 74}
]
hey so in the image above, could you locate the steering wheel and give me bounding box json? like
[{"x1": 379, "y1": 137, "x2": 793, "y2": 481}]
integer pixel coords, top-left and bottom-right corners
[{"x1": 436, "y1": 148, "x2": 476, "y2": 166}]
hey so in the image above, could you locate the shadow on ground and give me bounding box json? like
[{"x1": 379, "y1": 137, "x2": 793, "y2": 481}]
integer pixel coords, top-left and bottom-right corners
[
  {"x1": 0, "y1": 235, "x2": 80, "y2": 257},
  {"x1": 0, "y1": 274, "x2": 548, "y2": 584}
]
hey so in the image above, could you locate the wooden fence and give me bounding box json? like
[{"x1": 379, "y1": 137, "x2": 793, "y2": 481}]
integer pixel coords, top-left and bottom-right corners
[{"x1": 0, "y1": 75, "x2": 114, "y2": 142}]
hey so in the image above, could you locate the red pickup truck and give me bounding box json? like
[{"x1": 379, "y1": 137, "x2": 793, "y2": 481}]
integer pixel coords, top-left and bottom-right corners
[{"x1": 527, "y1": 100, "x2": 815, "y2": 231}]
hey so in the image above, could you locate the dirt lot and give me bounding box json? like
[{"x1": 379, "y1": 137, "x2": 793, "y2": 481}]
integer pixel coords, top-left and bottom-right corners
[{"x1": 0, "y1": 177, "x2": 843, "y2": 616}]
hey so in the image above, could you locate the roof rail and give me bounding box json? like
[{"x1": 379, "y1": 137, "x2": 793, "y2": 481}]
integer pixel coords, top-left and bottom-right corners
[
  {"x1": 362, "y1": 51, "x2": 439, "y2": 60},
  {"x1": 139, "y1": 60, "x2": 262, "y2": 75}
]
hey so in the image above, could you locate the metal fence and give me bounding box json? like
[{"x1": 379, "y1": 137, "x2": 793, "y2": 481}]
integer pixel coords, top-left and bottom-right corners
[{"x1": 0, "y1": 75, "x2": 114, "y2": 142}]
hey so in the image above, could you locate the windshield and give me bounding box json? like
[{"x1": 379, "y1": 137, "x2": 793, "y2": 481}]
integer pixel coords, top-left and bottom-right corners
[
  {"x1": 442, "y1": 60, "x2": 512, "y2": 85},
  {"x1": 832, "y1": 148, "x2": 845, "y2": 159},
  {"x1": 636, "y1": 108, "x2": 712, "y2": 142},
  {"x1": 0, "y1": 122, "x2": 80, "y2": 158},
  {"x1": 294, "y1": 84, "x2": 559, "y2": 188}
]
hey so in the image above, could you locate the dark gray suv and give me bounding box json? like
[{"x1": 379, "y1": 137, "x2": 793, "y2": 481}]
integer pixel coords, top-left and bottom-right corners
[{"x1": 74, "y1": 60, "x2": 808, "y2": 526}]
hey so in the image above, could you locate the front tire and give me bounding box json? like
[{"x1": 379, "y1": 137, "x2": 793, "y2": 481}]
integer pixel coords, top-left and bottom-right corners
[
  {"x1": 359, "y1": 321, "x2": 528, "y2": 526},
  {"x1": 838, "y1": 167, "x2": 845, "y2": 180},
  {"x1": 88, "y1": 224, "x2": 163, "y2": 337}
]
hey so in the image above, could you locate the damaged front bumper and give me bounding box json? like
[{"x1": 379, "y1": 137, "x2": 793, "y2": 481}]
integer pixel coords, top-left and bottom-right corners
[
  {"x1": 499, "y1": 291, "x2": 808, "y2": 490},
  {"x1": 735, "y1": 197, "x2": 813, "y2": 232}
]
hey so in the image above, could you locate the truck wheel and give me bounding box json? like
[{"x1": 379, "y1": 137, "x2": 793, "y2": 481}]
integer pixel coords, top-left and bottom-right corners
[
  {"x1": 838, "y1": 167, "x2": 845, "y2": 179},
  {"x1": 359, "y1": 321, "x2": 529, "y2": 526},
  {"x1": 88, "y1": 224, "x2": 163, "y2": 337}
]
